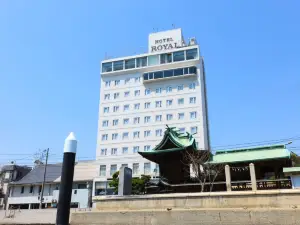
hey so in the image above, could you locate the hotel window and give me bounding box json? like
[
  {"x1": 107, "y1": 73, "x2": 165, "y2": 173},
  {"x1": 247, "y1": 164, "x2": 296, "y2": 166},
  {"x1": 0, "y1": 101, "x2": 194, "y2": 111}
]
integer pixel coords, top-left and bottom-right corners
[
  {"x1": 102, "y1": 62, "x2": 112, "y2": 73},
  {"x1": 144, "y1": 130, "x2": 151, "y2": 137},
  {"x1": 144, "y1": 116, "x2": 151, "y2": 123},
  {"x1": 156, "y1": 88, "x2": 162, "y2": 94},
  {"x1": 144, "y1": 145, "x2": 151, "y2": 152},
  {"x1": 166, "y1": 100, "x2": 173, "y2": 107},
  {"x1": 111, "y1": 148, "x2": 117, "y2": 155},
  {"x1": 191, "y1": 126, "x2": 198, "y2": 134},
  {"x1": 178, "y1": 98, "x2": 184, "y2": 105},
  {"x1": 166, "y1": 86, "x2": 172, "y2": 93},
  {"x1": 135, "y1": 77, "x2": 141, "y2": 82},
  {"x1": 121, "y1": 164, "x2": 128, "y2": 168},
  {"x1": 113, "y1": 61, "x2": 123, "y2": 71},
  {"x1": 122, "y1": 132, "x2": 129, "y2": 139},
  {"x1": 113, "y1": 119, "x2": 118, "y2": 126},
  {"x1": 148, "y1": 55, "x2": 159, "y2": 66},
  {"x1": 122, "y1": 147, "x2": 128, "y2": 154},
  {"x1": 190, "y1": 111, "x2": 197, "y2": 119},
  {"x1": 135, "y1": 90, "x2": 140, "y2": 96},
  {"x1": 113, "y1": 106, "x2": 119, "y2": 112},
  {"x1": 114, "y1": 92, "x2": 120, "y2": 99},
  {"x1": 189, "y1": 83, "x2": 196, "y2": 90},
  {"x1": 125, "y1": 58, "x2": 135, "y2": 69},
  {"x1": 144, "y1": 102, "x2": 151, "y2": 109},
  {"x1": 178, "y1": 113, "x2": 184, "y2": 120},
  {"x1": 115, "y1": 80, "x2": 120, "y2": 86},
  {"x1": 112, "y1": 133, "x2": 118, "y2": 140},
  {"x1": 173, "y1": 50, "x2": 185, "y2": 62},
  {"x1": 136, "y1": 57, "x2": 147, "y2": 68},
  {"x1": 167, "y1": 114, "x2": 173, "y2": 121},
  {"x1": 133, "y1": 131, "x2": 140, "y2": 138},
  {"x1": 102, "y1": 120, "x2": 109, "y2": 127},
  {"x1": 123, "y1": 118, "x2": 129, "y2": 125},
  {"x1": 190, "y1": 97, "x2": 196, "y2": 104},
  {"x1": 102, "y1": 134, "x2": 108, "y2": 141},
  {"x1": 145, "y1": 89, "x2": 151, "y2": 95},
  {"x1": 110, "y1": 164, "x2": 117, "y2": 176},
  {"x1": 133, "y1": 163, "x2": 139, "y2": 175},
  {"x1": 29, "y1": 186, "x2": 33, "y2": 193},
  {"x1": 156, "y1": 129, "x2": 162, "y2": 137},
  {"x1": 105, "y1": 81, "x2": 111, "y2": 87},
  {"x1": 186, "y1": 48, "x2": 198, "y2": 60},
  {"x1": 124, "y1": 104, "x2": 129, "y2": 111},
  {"x1": 125, "y1": 78, "x2": 131, "y2": 84},
  {"x1": 179, "y1": 128, "x2": 185, "y2": 133},
  {"x1": 103, "y1": 107, "x2": 109, "y2": 113},
  {"x1": 124, "y1": 91, "x2": 130, "y2": 97},
  {"x1": 101, "y1": 149, "x2": 107, "y2": 156},
  {"x1": 154, "y1": 71, "x2": 163, "y2": 79},
  {"x1": 134, "y1": 103, "x2": 140, "y2": 110},
  {"x1": 133, "y1": 117, "x2": 140, "y2": 124},
  {"x1": 133, "y1": 146, "x2": 139, "y2": 153},
  {"x1": 100, "y1": 165, "x2": 106, "y2": 176},
  {"x1": 144, "y1": 163, "x2": 151, "y2": 174},
  {"x1": 177, "y1": 85, "x2": 184, "y2": 91},
  {"x1": 155, "y1": 101, "x2": 162, "y2": 108},
  {"x1": 160, "y1": 53, "x2": 172, "y2": 64},
  {"x1": 104, "y1": 94, "x2": 110, "y2": 100},
  {"x1": 164, "y1": 70, "x2": 173, "y2": 78},
  {"x1": 156, "y1": 115, "x2": 162, "y2": 122}
]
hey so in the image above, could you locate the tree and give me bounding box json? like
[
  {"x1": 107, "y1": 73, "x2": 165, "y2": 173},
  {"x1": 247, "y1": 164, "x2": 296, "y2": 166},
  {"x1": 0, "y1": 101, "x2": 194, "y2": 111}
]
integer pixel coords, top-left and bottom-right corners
[
  {"x1": 109, "y1": 171, "x2": 151, "y2": 195},
  {"x1": 184, "y1": 150, "x2": 224, "y2": 192}
]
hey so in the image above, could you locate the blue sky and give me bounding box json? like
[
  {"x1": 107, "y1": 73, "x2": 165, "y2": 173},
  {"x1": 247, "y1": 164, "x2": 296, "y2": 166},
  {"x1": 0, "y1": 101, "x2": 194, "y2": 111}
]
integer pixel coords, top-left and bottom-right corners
[{"x1": 0, "y1": 0, "x2": 299, "y2": 165}]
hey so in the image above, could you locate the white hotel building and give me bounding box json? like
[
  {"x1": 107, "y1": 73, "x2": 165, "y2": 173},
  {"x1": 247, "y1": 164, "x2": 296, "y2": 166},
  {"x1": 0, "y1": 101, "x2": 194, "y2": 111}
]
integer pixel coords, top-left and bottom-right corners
[{"x1": 93, "y1": 29, "x2": 210, "y2": 195}]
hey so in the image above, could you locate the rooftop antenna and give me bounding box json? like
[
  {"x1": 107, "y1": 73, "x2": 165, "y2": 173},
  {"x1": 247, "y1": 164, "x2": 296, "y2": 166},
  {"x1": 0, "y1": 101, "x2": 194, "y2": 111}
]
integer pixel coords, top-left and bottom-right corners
[{"x1": 172, "y1": 24, "x2": 175, "y2": 29}]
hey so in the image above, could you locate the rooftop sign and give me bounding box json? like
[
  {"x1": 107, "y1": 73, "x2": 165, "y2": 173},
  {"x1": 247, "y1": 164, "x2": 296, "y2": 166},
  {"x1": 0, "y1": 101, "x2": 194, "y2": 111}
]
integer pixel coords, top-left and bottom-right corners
[{"x1": 148, "y1": 28, "x2": 183, "y2": 53}]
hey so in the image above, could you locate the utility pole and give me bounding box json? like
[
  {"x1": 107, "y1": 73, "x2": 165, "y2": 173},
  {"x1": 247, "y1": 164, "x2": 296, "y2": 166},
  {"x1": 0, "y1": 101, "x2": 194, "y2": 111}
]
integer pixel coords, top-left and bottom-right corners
[{"x1": 39, "y1": 148, "x2": 49, "y2": 209}]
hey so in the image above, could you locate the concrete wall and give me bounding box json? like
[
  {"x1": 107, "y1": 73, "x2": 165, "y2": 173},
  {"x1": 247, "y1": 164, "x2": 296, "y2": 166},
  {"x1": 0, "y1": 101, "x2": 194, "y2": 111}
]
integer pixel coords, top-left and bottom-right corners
[
  {"x1": 69, "y1": 190, "x2": 300, "y2": 225},
  {"x1": 93, "y1": 190, "x2": 300, "y2": 211},
  {"x1": 71, "y1": 209, "x2": 300, "y2": 225},
  {"x1": 0, "y1": 208, "x2": 81, "y2": 225}
]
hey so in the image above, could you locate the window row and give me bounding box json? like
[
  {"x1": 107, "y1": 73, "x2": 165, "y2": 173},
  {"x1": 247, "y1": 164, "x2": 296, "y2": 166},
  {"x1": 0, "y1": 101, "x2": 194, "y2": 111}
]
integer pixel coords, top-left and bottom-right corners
[
  {"x1": 103, "y1": 83, "x2": 196, "y2": 101},
  {"x1": 101, "y1": 126, "x2": 198, "y2": 141},
  {"x1": 104, "y1": 77, "x2": 141, "y2": 88},
  {"x1": 102, "y1": 48, "x2": 198, "y2": 73},
  {"x1": 143, "y1": 66, "x2": 197, "y2": 81},
  {"x1": 99, "y1": 163, "x2": 158, "y2": 176},
  {"x1": 103, "y1": 97, "x2": 197, "y2": 113},
  {"x1": 101, "y1": 112, "x2": 198, "y2": 128}
]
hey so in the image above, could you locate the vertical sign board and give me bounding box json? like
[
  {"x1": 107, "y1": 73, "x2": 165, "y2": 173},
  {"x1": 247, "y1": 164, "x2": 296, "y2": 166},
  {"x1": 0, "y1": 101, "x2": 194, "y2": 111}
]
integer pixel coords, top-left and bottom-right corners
[
  {"x1": 118, "y1": 166, "x2": 132, "y2": 196},
  {"x1": 148, "y1": 28, "x2": 183, "y2": 53}
]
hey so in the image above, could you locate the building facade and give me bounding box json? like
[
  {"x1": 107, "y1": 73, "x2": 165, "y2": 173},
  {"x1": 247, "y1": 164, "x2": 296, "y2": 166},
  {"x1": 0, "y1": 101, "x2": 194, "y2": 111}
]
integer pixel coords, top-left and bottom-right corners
[
  {"x1": 94, "y1": 29, "x2": 210, "y2": 194},
  {"x1": 0, "y1": 164, "x2": 31, "y2": 209},
  {"x1": 7, "y1": 161, "x2": 97, "y2": 209}
]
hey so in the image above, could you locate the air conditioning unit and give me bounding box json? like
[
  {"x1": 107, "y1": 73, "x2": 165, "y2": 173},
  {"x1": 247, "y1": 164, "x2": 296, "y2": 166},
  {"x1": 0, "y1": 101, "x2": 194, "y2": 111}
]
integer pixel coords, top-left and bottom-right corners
[{"x1": 189, "y1": 37, "x2": 197, "y2": 46}]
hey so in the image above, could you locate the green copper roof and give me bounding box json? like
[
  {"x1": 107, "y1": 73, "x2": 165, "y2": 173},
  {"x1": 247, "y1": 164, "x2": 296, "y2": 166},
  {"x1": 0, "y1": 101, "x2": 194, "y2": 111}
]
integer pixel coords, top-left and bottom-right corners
[
  {"x1": 283, "y1": 167, "x2": 300, "y2": 173},
  {"x1": 138, "y1": 126, "x2": 197, "y2": 157},
  {"x1": 210, "y1": 144, "x2": 291, "y2": 164}
]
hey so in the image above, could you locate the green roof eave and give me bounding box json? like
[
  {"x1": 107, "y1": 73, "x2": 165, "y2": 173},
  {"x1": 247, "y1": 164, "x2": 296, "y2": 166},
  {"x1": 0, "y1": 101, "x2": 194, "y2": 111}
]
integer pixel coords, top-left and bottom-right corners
[
  {"x1": 152, "y1": 127, "x2": 196, "y2": 151},
  {"x1": 210, "y1": 148, "x2": 291, "y2": 164},
  {"x1": 138, "y1": 147, "x2": 185, "y2": 155},
  {"x1": 215, "y1": 144, "x2": 286, "y2": 154},
  {"x1": 283, "y1": 167, "x2": 300, "y2": 173}
]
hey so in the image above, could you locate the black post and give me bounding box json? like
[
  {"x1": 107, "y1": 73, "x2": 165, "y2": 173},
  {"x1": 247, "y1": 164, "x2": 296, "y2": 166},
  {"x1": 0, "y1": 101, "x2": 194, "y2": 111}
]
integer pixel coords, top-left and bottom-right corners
[{"x1": 56, "y1": 132, "x2": 77, "y2": 225}]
